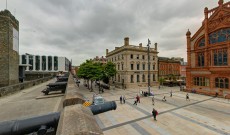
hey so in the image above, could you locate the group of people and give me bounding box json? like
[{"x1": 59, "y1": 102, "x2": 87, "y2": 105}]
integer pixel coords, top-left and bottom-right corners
[{"x1": 120, "y1": 95, "x2": 126, "y2": 104}]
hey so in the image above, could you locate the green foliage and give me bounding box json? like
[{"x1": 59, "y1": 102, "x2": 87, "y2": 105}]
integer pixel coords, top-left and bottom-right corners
[
  {"x1": 77, "y1": 61, "x2": 117, "y2": 83},
  {"x1": 159, "y1": 77, "x2": 165, "y2": 85}
]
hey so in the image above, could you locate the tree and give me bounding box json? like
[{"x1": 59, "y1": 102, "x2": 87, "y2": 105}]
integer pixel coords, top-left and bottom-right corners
[
  {"x1": 102, "y1": 62, "x2": 116, "y2": 84},
  {"x1": 159, "y1": 77, "x2": 165, "y2": 86}
]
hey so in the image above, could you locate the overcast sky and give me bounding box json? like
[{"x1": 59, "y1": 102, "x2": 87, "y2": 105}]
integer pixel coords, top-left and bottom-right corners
[{"x1": 0, "y1": 0, "x2": 224, "y2": 65}]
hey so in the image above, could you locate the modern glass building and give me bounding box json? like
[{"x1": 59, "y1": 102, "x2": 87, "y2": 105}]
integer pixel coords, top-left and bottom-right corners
[{"x1": 19, "y1": 54, "x2": 70, "y2": 73}]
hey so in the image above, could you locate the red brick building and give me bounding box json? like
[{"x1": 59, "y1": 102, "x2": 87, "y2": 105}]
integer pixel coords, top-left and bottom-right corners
[
  {"x1": 180, "y1": 62, "x2": 187, "y2": 83},
  {"x1": 158, "y1": 57, "x2": 181, "y2": 81},
  {"x1": 186, "y1": 0, "x2": 230, "y2": 97}
]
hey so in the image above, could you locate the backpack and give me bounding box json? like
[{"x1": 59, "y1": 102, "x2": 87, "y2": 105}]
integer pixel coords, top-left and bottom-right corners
[{"x1": 156, "y1": 111, "x2": 158, "y2": 115}]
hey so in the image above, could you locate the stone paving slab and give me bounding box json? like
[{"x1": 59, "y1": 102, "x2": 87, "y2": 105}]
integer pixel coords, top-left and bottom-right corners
[{"x1": 76, "y1": 83, "x2": 230, "y2": 135}]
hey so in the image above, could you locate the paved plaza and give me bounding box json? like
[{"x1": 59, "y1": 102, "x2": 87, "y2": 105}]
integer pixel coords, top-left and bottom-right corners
[
  {"x1": 78, "y1": 84, "x2": 230, "y2": 135},
  {"x1": 0, "y1": 79, "x2": 62, "y2": 121}
]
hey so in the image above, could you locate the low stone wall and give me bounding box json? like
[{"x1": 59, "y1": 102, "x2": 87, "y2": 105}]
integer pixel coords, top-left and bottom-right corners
[
  {"x1": 57, "y1": 74, "x2": 104, "y2": 135},
  {"x1": 0, "y1": 76, "x2": 53, "y2": 97}
]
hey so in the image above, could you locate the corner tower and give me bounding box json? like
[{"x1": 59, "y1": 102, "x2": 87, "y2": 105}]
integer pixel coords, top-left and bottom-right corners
[{"x1": 0, "y1": 10, "x2": 19, "y2": 87}]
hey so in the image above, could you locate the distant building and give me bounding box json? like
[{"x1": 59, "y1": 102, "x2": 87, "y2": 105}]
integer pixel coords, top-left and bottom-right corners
[
  {"x1": 19, "y1": 54, "x2": 70, "y2": 73},
  {"x1": 180, "y1": 62, "x2": 187, "y2": 83},
  {"x1": 93, "y1": 56, "x2": 107, "y2": 64},
  {"x1": 186, "y1": 0, "x2": 230, "y2": 96},
  {"x1": 0, "y1": 10, "x2": 19, "y2": 87},
  {"x1": 158, "y1": 57, "x2": 181, "y2": 80},
  {"x1": 106, "y1": 37, "x2": 158, "y2": 88}
]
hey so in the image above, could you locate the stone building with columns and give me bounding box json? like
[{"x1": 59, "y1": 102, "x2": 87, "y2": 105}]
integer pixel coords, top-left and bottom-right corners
[
  {"x1": 186, "y1": 0, "x2": 230, "y2": 96},
  {"x1": 106, "y1": 37, "x2": 158, "y2": 89}
]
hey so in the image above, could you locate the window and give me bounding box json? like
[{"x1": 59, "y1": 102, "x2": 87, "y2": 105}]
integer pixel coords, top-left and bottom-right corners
[
  {"x1": 198, "y1": 38, "x2": 205, "y2": 47},
  {"x1": 131, "y1": 64, "x2": 134, "y2": 70},
  {"x1": 22, "y1": 55, "x2": 26, "y2": 64},
  {"x1": 142, "y1": 64, "x2": 145, "y2": 70},
  {"x1": 213, "y1": 49, "x2": 228, "y2": 66},
  {"x1": 137, "y1": 75, "x2": 140, "y2": 82},
  {"x1": 118, "y1": 55, "x2": 120, "y2": 60},
  {"x1": 137, "y1": 54, "x2": 139, "y2": 59},
  {"x1": 193, "y1": 77, "x2": 209, "y2": 86},
  {"x1": 115, "y1": 57, "x2": 116, "y2": 61},
  {"x1": 130, "y1": 54, "x2": 133, "y2": 59},
  {"x1": 54, "y1": 56, "x2": 58, "y2": 71},
  {"x1": 122, "y1": 64, "x2": 124, "y2": 70},
  {"x1": 48, "y1": 56, "x2": 52, "y2": 71},
  {"x1": 209, "y1": 28, "x2": 230, "y2": 44},
  {"x1": 35, "y1": 56, "x2": 40, "y2": 71},
  {"x1": 142, "y1": 74, "x2": 145, "y2": 82},
  {"x1": 215, "y1": 78, "x2": 229, "y2": 88},
  {"x1": 131, "y1": 75, "x2": 134, "y2": 83},
  {"x1": 153, "y1": 56, "x2": 155, "y2": 60},
  {"x1": 153, "y1": 74, "x2": 156, "y2": 81},
  {"x1": 198, "y1": 53, "x2": 204, "y2": 67},
  {"x1": 118, "y1": 64, "x2": 120, "y2": 70},
  {"x1": 137, "y1": 64, "x2": 140, "y2": 70},
  {"x1": 153, "y1": 64, "x2": 155, "y2": 70},
  {"x1": 142, "y1": 55, "x2": 145, "y2": 59},
  {"x1": 29, "y1": 55, "x2": 33, "y2": 70},
  {"x1": 118, "y1": 75, "x2": 120, "y2": 82},
  {"x1": 42, "y1": 56, "x2": 46, "y2": 71},
  {"x1": 122, "y1": 54, "x2": 124, "y2": 59}
]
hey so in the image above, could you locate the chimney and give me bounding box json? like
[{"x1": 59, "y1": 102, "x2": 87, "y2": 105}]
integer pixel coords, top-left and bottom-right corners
[
  {"x1": 106, "y1": 49, "x2": 108, "y2": 55},
  {"x1": 124, "y1": 37, "x2": 129, "y2": 46},
  {"x1": 139, "y1": 43, "x2": 142, "y2": 47},
  {"x1": 154, "y1": 43, "x2": 158, "y2": 50}
]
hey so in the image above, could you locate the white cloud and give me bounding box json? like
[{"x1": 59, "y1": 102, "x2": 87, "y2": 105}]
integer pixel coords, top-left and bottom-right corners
[{"x1": 0, "y1": 0, "x2": 224, "y2": 65}]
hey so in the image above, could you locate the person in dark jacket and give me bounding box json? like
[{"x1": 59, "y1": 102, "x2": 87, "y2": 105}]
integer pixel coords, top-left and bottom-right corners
[
  {"x1": 120, "y1": 95, "x2": 122, "y2": 104},
  {"x1": 152, "y1": 108, "x2": 158, "y2": 121}
]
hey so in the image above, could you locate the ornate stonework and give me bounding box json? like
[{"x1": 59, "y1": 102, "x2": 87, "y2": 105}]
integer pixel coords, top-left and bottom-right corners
[{"x1": 186, "y1": 1, "x2": 230, "y2": 97}]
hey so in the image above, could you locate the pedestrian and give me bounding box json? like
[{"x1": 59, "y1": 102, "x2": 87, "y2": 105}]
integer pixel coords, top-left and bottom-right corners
[
  {"x1": 137, "y1": 95, "x2": 140, "y2": 103},
  {"x1": 152, "y1": 96, "x2": 155, "y2": 105},
  {"x1": 186, "y1": 93, "x2": 190, "y2": 101},
  {"x1": 162, "y1": 95, "x2": 166, "y2": 102},
  {"x1": 120, "y1": 95, "x2": 123, "y2": 104},
  {"x1": 123, "y1": 95, "x2": 126, "y2": 104},
  {"x1": 152, "y1": 108, "x2": 158, "y2": 121},
  {"x1": 170, "y1": 90, "x2": 172, "y2": 97},
  {"x1": 133, "y1": 99, "x2": 137, "y2": 105}
]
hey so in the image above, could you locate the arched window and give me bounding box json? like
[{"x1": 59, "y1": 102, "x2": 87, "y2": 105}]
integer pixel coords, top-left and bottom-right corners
[
  {"x1": 198, "y1": 38, "x2": 205, "y2": 47},
  {"x1": 209, "y1": 28, "x2": 230, "y2": 44},
  {"x1": 215, "y1": 78, "x2": 229, "y2": 88}
]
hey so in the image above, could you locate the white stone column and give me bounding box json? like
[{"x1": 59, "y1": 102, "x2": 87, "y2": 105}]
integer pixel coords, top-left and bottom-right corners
[
  {"x1": 26, "y1": 55, "x2": 29, "y2": 71},
  {"x1": 33, "y1": 55, "x2": 35, "y2": 71}
]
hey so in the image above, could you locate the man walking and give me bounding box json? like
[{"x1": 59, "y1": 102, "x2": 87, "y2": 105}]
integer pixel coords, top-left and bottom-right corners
[
  {"x1": 152, "y1": 108, "x2": 158, "y2": 121},
  {"x1": 170, "y1": 90, "x2": 172, "y2": 97},
  {"x1": 123, "y1": 95, "x2": 126, "y2": 104},
  {"x1": 120, "y1": 95, "x2": 123, "y2": 104},
  {"x1": 186, "y1": 93, "x2": 190, "y2": 101}
]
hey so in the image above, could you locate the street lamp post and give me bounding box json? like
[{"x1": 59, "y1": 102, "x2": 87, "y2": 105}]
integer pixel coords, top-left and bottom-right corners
[{"x1": 147, "y1": 39, "x2": 151, "y2": 96}]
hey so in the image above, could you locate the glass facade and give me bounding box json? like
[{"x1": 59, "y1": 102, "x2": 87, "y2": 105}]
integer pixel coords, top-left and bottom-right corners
[
  {"x1": 42, "y1": 56, "x2": 46, "y2": 71},
  {"x1": 29, "y1": 55, "x2": 33, "y2": 70},
  {"x1": 22, "y1": 55, "x2": 26, "y2": 64},
  {"x1": 54, "y1": 56, "x2": 58, "y2": 71},
  {"x1": 35, "y1": 56, "x2": 40, "y2": 71},
  {"x1": 48, "y1": 56, "x2": 52, "y2": 71}
]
